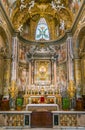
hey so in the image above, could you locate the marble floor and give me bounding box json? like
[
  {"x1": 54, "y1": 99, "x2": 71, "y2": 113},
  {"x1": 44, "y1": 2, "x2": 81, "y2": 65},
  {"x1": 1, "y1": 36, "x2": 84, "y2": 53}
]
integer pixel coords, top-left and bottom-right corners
[{"x1": 0, "y1": 128, "x2": 85, "y2": 130}]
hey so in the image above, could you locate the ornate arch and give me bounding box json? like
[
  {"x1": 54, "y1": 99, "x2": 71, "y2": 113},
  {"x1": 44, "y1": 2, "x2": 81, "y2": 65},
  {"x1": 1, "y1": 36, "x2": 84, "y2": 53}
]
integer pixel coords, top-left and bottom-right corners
[
  {"x1": 73, "y1": 22, "x2": 85, "y2": 95},
  {"x1": 0, "y1": 25, "x2": 11, "y2": 95},
  {"x1": 73, "y1": 15, "x2": 85, "y2": 58}
]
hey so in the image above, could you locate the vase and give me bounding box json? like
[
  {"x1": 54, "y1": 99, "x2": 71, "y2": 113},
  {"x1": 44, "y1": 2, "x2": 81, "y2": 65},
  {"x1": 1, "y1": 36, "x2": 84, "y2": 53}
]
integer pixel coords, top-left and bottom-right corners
[
  {"x1": 9, "y1": 98, "x2": 15, "y2": 110},
  {"x1": 70, "y1": 98, "x2": 76, "y2": 110}
]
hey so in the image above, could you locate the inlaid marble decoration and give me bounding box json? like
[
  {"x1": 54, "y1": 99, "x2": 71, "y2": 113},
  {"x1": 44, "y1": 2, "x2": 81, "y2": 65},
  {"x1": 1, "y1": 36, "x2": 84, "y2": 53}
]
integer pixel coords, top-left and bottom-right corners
[
  {"x1": 5, "y1": 114, "x2": 24, "y2": 126},
  {"x1": 0, "y1": 115, "x2": 5, "y2": 126},
  {"x1": 60, "y1": 114, "x2": 77, "y2": 126},
  {"x1": 77, "y1": 114, "x2": 85, "y2": 126}
]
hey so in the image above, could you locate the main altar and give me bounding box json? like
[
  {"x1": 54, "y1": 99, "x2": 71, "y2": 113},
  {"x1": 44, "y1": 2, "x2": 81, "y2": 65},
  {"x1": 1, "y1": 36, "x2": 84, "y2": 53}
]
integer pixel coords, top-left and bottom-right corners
[{"x1": 8, "y1": 57, "x2": 64, "y2": 111}]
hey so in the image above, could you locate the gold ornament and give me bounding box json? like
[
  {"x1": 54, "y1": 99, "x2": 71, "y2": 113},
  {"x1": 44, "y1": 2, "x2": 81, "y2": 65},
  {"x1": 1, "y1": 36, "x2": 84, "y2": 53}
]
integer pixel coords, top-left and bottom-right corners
[
  {"x1": 67, "y1": 80, "x2": 76, "y2": 99},
  {"x1": 8, "y1": 80, "x2": 18, "y2": 99}
]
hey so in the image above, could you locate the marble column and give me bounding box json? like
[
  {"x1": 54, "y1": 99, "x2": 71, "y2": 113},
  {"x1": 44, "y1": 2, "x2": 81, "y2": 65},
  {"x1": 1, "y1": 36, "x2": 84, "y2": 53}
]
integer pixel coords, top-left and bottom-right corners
[
  {"x1": 11, "y1": 36, "x2": 18, "y2": 81},
  {"x1": 74, "y1": 58, "x2": 82, "y2": 98},
  {"x1": 29, "y1": 61, "x2": 32, "y2": 88},
  {"x1": 51, "y1": 60, "x2": 54, "y2": 84},
  {"x1": 67, "y1": 36, "x2": 74, "y2": 82},
  {"x1": 67, "y1": 36, "x2": 76, "y2": 110},
  {"x1": 31, "y1": 60, "x2": 34, "y2": 84},
  {"x1": 54, "y1": 60, "x2": 57, "y2": 87}
]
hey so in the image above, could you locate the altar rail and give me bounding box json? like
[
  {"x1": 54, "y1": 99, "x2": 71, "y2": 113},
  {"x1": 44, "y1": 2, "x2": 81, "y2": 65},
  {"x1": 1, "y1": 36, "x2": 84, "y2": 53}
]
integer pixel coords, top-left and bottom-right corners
[
  {"x1": 0, "y1": 111, "x2": 32, "y2": 128},
  {"x1": 0, "y1": 111, "x2": 85, "y2": 129},
  {"x1": 52, "y1": 111, "x2": 85, "y2": 129}
]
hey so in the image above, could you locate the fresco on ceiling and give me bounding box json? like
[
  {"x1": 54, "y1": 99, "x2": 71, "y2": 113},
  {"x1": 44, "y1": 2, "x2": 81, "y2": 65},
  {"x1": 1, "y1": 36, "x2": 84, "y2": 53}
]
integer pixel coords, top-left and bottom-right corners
[
  {"x1": 2, "y1": 0, "x2": 9, "y2": 13},
  {"x1": 69, "y1": 0, "x2": 82, "y2": 14},
  {"x1": 56, "y1": 63, "x2": 67, "y2": 97},
  {"x1": 2, "y1": 0, "x2": 82, "y2": 15},
  {"x1": 1, "y1": 0, "x2": 15, "y2": 17}
]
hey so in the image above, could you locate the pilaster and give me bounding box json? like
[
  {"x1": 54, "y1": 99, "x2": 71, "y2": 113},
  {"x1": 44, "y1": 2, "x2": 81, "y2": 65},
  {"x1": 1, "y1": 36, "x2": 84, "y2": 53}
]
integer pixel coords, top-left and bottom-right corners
[
  {"x1": 11, "y1": 36, "x2": 18, "y2": 82},
  {"x1": 66, "y1": 36, "x2": 74, "y2": 81},
  {"x1": 74, "y1": 58, "x2": 82, "y2": 98}
]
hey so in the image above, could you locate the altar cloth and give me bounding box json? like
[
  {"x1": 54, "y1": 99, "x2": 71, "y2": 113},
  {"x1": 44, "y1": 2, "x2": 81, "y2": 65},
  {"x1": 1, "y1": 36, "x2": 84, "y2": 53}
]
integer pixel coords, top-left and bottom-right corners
[{"x1": 26, "y1": 104, "x2": 59, "y2": 111}]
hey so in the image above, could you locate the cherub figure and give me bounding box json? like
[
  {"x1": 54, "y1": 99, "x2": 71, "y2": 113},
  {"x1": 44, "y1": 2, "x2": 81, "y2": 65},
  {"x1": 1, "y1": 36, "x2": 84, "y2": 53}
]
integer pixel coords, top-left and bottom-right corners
[
  {"x1": 18, "y1": 24, "x2": 23, "y2": 32},
  {"x1": 28, "y1": 0, "x2": 35, "y2": 11},
  {"x1": 20, "y1": 4, "x2": 26, "y2": 11},
  {"x1": 50, "y1": 1, "x2": 57, "y2": 10},
  {"x1": 60, "y1": 20, "x2": 65, "y2": 34},
  {"x1": 21, "y1": 0, "x2": 24, "y2": 4}
]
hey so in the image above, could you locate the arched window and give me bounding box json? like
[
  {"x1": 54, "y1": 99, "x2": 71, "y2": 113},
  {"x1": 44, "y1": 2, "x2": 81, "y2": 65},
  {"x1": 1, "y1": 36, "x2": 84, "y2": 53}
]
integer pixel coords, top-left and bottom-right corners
[{"x1": 35, "y1": 18, "x2": 50, "y2": 40}]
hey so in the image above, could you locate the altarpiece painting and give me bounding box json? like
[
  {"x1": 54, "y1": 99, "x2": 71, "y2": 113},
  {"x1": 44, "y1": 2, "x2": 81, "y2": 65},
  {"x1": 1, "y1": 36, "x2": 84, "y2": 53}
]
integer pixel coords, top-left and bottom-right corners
[{"x1": 34, "y1": 60, "x2": 51, "y2": 85}]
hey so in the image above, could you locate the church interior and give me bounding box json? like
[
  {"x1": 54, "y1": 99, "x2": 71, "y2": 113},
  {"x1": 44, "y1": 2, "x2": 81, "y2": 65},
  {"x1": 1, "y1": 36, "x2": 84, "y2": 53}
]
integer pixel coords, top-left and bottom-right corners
[{"x1": 0, "y1": 0, "x2": 85, "y2": 129}]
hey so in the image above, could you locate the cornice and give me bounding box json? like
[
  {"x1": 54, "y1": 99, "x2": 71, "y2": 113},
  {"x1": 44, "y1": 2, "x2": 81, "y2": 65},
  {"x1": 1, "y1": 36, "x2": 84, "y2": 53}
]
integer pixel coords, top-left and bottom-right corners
[{"x1": 18, "y1": 33, "x2": 67, "y2": 45}]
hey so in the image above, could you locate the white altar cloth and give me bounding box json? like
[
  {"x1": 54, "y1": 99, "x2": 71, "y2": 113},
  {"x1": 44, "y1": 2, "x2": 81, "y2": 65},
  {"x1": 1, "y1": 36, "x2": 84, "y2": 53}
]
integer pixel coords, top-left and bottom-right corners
[{"x1": 26, "y1": 104, "x2": 59, "y2": 111}]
